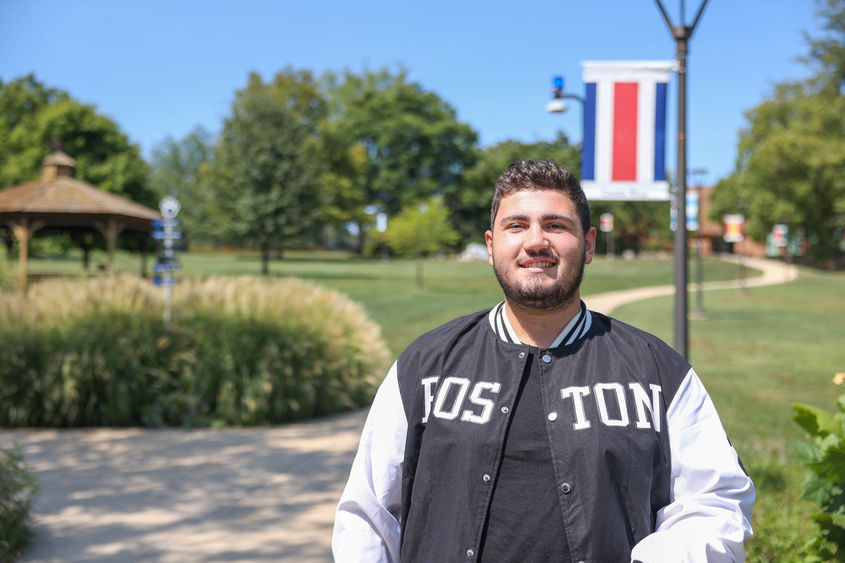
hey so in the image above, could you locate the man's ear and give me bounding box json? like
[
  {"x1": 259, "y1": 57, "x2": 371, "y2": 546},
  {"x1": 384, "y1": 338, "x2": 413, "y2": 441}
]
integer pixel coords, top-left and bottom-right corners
[
  {"x1": 485, "y1": 230, "x2": 494, "y2": 267},
  {"x1": 584, "y1": 226, "x2": 597, "y2": 264}
]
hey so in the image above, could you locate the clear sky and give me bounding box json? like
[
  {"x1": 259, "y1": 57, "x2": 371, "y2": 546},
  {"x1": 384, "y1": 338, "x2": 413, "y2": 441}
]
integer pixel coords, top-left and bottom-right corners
[{"x1": 0, "y1": 0, "x2": 822, "y2": 185}]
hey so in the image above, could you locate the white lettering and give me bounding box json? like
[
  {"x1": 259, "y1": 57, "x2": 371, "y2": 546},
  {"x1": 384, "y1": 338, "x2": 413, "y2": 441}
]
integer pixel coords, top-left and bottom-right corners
[
  {"x1": 461, "y1": 382, "x2": 502, "y2": 424},
  {"x1": 561, "y1": 386, "x2": 592, "y2": 429},
  {"x1": 628, "y1": 383, "x2": 663, "y2": 432},
  {"x1": 421, "y1": 376, "x2": 439, "y2": 423},
  {"x1": 595, "y1": 383, "x2": 630, "y2": 427},
  {"x1": 433, "y1": 377, "x2": 470, "y2": 420}
]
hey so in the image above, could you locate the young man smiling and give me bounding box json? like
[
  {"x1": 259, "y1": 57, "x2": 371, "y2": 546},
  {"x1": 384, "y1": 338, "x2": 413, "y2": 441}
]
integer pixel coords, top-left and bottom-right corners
[{"x1": 333, "y1": 160, "x2": 755, "y2": 562}]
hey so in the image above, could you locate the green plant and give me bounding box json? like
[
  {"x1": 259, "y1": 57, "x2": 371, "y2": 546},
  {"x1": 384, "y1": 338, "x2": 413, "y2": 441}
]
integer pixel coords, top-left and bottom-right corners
[
  {"x1": 793, "y1": 380, "x2": 845, "y2": 560},
  {"x1": 0, "y1": 445, "x2": 38, "y2": 562},
  {"x1": 0, "y1": 275, "x2": 390, "y2": 427}
]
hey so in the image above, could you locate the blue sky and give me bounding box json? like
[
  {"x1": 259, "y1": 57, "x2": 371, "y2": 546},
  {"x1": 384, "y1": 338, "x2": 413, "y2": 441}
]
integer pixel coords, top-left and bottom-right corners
[{"x1": 0, "y1": 0, "x2": 822, "y2": 185}]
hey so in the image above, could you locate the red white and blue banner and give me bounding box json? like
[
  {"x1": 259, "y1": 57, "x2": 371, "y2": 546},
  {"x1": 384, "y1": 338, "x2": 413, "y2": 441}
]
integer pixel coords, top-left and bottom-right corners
[{"x1": 580, "y1": 61, "x2": 674, "y2": 201}]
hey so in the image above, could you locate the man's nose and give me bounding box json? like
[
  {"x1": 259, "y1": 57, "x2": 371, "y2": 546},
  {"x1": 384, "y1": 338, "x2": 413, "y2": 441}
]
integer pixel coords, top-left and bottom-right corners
[{"x1": 523, "y1": 224, "x2": 549, "y2": 251}]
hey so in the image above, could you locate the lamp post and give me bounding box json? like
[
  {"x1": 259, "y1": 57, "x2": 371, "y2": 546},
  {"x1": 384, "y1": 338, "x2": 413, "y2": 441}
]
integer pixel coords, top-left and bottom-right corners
[
  {"x1": 688, "y1": 167, "x2": 708, "y2": 318},
  {"x1": 655, "y1": 0, "x2": 709, "y2": 360}
]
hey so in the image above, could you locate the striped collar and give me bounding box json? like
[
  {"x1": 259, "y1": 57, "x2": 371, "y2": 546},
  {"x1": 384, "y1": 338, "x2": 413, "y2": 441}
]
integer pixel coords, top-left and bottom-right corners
[{"x1": 487, "y1": 300, "x2": 592, "y2": 348}]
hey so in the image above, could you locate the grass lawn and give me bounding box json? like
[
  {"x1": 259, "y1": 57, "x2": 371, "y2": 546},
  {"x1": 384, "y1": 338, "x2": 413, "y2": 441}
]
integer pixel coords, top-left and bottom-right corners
[
  {"x1": 9, "y1": 248, "x2": 758, "y2": 356},
  {"x1": 612, "y1": 266, "x2": 845, "y2": 560}
]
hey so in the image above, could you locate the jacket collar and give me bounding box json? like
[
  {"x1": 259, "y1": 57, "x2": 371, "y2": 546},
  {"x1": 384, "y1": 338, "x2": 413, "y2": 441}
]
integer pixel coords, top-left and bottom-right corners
[{"x1": 487, "y1": 300, "x2": 591, "y2": 348}]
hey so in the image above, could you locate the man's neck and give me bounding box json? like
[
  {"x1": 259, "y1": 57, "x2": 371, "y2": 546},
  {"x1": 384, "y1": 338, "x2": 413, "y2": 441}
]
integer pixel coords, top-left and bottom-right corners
[{"x1": 504, "y1": 297, "x2": 582, "y2": 349}]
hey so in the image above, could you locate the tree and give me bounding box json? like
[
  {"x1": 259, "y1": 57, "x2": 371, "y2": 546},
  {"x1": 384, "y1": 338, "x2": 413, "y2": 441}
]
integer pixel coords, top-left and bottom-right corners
[
  {"x1": 0, "y1": 75, "x2": 152, "y2": 207},
  {"x1": 379, "y1": 196, "x2": 458, "y2": 288},
  {"x1": 210, "y1": 69, "x2": 327, "y2": 273},
  {"x1": 323, "y1": 67, "x2": 477, "y2": 253},
  {"x1": 711, "y1": 0, "x2": 845, "y2": 264},
  {"x1": 149, "y1": 126, "x2": 216, "y2": 245}
]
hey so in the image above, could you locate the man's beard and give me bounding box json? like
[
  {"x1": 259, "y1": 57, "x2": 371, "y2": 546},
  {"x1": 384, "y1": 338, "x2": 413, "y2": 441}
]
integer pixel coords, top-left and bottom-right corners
[{"x1": 492, "y1": 250, "x2": 586, "y2": 311}]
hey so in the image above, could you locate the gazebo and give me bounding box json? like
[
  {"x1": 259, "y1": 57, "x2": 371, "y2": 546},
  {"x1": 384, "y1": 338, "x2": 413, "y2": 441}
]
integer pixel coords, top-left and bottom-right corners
[{"x1": 0, "y1": 151, "x2": 161, "y2": 289}]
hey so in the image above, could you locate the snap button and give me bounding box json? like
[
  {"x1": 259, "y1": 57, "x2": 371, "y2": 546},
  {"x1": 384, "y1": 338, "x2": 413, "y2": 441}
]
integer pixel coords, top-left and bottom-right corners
[
  {"x1": 547, "y1": 412, "x2": 558, "y2": 421},
  {"x1": 519, "y1": 352, "x2": 525, "y2": 358},
  {"x1": 501, "y1": 406, "x2": 509, "y2": 414},
  {"x1": 482, "y1": 473, "x2": 491, "y2": 483},
  {"x1": 542, "y1": 354, "x2": 552, "y2": 363},
  {"x1": 466, "y1": 548, "x2": 475, "y2": 558},
  {"x1": 559, "y1": 482, "x2": 572, "y2": 494}
]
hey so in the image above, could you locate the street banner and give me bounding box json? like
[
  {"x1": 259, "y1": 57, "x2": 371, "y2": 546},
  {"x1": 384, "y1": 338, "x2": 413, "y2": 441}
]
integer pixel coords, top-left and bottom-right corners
[
  {"x1": 723, "y1": 214, "x2": 745, "y2": 243},
  {"x1": 686, "y1": 191, "x2": 699, "y2": 231},
  {"x1": 772, "y1": 224, "x2": 788, "y2": 247},
  {"x1": 581, "y1": 61, "x2": 674, "y2": 201},
  {"x1": 599, "y1": 213, "x2": 614, "y2": 233}
]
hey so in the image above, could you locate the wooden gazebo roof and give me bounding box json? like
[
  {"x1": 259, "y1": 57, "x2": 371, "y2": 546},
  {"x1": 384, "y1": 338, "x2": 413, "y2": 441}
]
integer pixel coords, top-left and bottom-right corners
[
  {"x1": 0, "y1": 151, "x2": 159, "y2": 230},
  {"x1": 0, "y1": 151, "x2": 161, "y2": 289}
]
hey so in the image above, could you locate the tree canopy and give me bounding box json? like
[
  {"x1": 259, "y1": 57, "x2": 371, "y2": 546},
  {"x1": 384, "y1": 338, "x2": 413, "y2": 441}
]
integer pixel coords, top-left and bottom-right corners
[
  {"x1": 323, "y1": 67, "x2": 477, "y2": 251},
  {"x1": 148, "y1": 126, "x2": 216, "y2": 245},
  {"x1": 0, "y1": 74, "x2": 153, "y2": 207},
  {"x1": 209, "y1": 69, "x2": 327, "y2": 273},
  {"x1": 711, "y1": 0, "x2": 845, "y2": 262},
  {"x1": 379, "y1": 196, "x2": 458, "y2": 287}
]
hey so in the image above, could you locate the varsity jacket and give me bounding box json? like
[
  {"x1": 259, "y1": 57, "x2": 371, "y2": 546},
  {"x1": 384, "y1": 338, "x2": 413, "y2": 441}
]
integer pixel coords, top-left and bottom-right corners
[{"x1": 333, "y1": 303, "x2": 755, "y2": 562}]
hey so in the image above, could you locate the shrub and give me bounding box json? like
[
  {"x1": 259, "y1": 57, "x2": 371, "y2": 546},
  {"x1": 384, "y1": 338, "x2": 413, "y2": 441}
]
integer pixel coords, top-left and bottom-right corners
[
  {"x1": 0, "y1": 445, "x2": 38, "y2": 562},
  {"x1": 793, "y1": 380, "x2": 845, "y2": 560},
  {"x1": 0, "y1": 275, "x2": 390, "y2": 427}
]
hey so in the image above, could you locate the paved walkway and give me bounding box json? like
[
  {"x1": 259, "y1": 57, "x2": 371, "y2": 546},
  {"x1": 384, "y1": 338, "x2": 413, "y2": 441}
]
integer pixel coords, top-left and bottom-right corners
[{"x1": 1, "y1": 257, "x2": 797, "y2": 562}]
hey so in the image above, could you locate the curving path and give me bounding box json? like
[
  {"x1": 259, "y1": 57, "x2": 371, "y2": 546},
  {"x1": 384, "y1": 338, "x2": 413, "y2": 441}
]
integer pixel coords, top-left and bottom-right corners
[{"x1": 0, "y1": 257, "x2": 797, "y2": 562}]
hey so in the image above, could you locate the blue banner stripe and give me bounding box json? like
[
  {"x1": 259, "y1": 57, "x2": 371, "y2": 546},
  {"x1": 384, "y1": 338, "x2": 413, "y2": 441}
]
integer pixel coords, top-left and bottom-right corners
[
  {"x1": 581, "y1": 82, "x2": 597, "y2": 181},
  {"x1": 654, "y1": 82, "x2": 668, "y2": 182}
]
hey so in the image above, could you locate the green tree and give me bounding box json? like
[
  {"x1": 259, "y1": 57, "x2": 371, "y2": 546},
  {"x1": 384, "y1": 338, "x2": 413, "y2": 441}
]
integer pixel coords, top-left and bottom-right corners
[
  {"x1": 149, "y1": 126, "x2": 216, "y2": 245},
  {"x1": 323, "y1": 67, "x2": 477, "y2": 252},
  {"x1": 380, "y1": 196, "x2": 458, "y2": 288},
  {"x1": 210, "y1": 69, "x2": 327, "y2": 273},
  {"x1": 0, "y1": 75, "x2": 152, "y2": 207},
  {"x1": 711, "y1": 0, "x2": 845, "y2": 263}
]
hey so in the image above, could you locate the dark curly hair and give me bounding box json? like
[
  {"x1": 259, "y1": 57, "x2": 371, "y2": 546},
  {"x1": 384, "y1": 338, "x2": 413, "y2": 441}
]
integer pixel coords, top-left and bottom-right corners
[{"x1": 490, "y1": 160, "x2": 591, "y2": 234}]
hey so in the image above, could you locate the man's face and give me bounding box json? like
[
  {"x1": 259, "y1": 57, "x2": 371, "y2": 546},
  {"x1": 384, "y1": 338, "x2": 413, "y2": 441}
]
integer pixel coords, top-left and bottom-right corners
[{"x1": 485, "y1": 189, "x2": 596, "y2": 311}]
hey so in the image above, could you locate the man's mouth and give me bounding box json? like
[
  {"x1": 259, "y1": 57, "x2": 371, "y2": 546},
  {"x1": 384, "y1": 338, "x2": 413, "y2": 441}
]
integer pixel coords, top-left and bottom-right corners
[{"x1": 519, "y1": 258, "x2": 557, "y2": 270}]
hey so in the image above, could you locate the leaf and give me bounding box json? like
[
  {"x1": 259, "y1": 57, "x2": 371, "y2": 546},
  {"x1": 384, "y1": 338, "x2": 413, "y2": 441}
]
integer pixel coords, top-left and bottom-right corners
[{"x1": 796, "y1": 403, "x2": 840, "y2": 438}]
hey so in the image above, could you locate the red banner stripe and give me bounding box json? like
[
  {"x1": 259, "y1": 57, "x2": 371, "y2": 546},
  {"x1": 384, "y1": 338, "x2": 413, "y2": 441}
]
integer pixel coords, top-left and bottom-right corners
[{"x1": 612, "y1": 82, "x2": 638, "y2": 181}]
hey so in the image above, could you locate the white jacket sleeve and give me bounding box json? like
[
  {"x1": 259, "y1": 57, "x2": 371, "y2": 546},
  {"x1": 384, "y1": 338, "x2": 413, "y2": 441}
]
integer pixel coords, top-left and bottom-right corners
[
  {"x1": 333, "y1": 362, "x2": 407, "y2": 563},
  {"x1": 630, "y1": 368, "x2": 755, "y2": 563}
]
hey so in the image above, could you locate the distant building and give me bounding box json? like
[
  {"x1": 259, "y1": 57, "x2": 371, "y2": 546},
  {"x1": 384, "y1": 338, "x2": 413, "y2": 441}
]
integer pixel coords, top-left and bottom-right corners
[{"x1": 689, "y1": 185, "x2": 766, "y2": 258}]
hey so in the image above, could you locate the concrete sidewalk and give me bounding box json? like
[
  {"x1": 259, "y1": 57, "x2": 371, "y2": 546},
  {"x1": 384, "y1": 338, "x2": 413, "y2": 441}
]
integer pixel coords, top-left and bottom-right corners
[
  {"x1": 1, "y1": 257, "x2": 797, "y2": 562},
  {"x1": 1, "y1": 412, "x2": 368, "y2": 562}
]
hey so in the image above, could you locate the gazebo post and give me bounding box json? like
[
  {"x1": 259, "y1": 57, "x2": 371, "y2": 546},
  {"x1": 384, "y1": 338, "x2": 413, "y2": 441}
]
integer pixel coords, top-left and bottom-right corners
[
  {"x1": 94, "y1": 217, "x2": 124, "y2": 273},
  {"x1": 9, "y1": 218, "x2": 44, "y2": 291},
  {"x1": 10, "y1": 219, "x2": 29, "y2": 291}
]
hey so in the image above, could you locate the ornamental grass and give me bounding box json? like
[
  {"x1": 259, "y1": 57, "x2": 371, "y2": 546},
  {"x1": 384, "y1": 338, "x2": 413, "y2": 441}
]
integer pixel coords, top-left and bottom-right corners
[{"x1": 0, "y1": 275, "x2": 390, "y2": 427}]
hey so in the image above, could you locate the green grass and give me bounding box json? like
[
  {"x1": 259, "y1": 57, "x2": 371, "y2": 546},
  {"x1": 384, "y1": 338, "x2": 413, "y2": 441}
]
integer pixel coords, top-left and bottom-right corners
[
  {"x1": 612, "y1": 267, "x2": 845, "y2": 560},
  {"x1": 9, "y1": 248, "x2": 758, "y2": 355}
]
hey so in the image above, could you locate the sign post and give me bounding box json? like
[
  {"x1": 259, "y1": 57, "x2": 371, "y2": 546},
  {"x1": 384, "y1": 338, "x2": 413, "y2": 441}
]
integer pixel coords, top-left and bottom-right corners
[
  {"x1": 153, "y1": 196, "x2": 182, "y2": 324},
  {"x1": 723, "y1": 214, "x2": 745, "y2": 292},
  {"x1": 599, "y1": 213, "x2": 615, "y2": 259}
]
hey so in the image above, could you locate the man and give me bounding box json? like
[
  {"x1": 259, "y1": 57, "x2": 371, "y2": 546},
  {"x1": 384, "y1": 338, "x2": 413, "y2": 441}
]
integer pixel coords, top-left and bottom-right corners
[{"x1": 333, "y1": 160, "x2": 755, "y2": 562}]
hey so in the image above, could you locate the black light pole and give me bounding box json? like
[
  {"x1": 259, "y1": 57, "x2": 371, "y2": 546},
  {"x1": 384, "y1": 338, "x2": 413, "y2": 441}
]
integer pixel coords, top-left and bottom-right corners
[
  {"x1": 655, "y1": 0, "x2": 709, "y2": 360},
  {"x1": 689, "y1": 167, "x2": 708, "y2": 318}
]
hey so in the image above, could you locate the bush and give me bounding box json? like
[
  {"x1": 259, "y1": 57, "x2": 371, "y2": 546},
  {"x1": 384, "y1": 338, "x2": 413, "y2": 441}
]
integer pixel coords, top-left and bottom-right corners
[
  {"x1": 0, "y1": 446, "x2": 38, "y2": 562},
  {"x1": 793, "y1": 381, "x2": 845, "y2": 560},
  {"x1": 0, "y1": 275, "x2": 390, "y2": 427}
]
